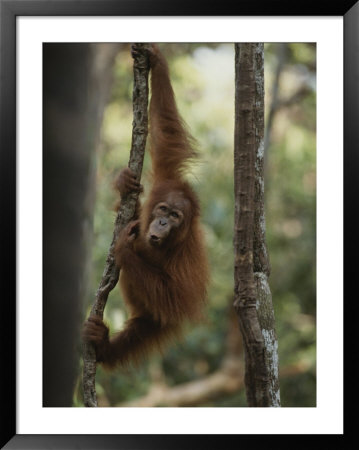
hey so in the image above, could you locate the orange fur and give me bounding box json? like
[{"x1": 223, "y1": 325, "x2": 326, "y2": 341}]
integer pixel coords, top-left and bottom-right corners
[{"x1": 83, "y1": 44, "x2": 209, "y2": 369}]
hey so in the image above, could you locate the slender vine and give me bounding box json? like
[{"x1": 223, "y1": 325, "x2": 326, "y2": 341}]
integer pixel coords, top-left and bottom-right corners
[{"x1": 82, "y1": 43, "x2": 150, "y2": 407}]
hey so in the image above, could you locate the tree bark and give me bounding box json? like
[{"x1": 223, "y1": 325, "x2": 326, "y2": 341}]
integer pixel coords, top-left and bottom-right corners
[
  {"x1": 82, "y1": 44, "x2": 150, "y2": 407},
  {"x1": 233, "y1": 43, "x2": 280, "y2": 407}
]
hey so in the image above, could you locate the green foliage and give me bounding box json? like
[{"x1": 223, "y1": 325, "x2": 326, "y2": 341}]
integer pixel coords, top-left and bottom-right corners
[{"x1": 78, "y1": 43, "x2": 316, "y2": 407}]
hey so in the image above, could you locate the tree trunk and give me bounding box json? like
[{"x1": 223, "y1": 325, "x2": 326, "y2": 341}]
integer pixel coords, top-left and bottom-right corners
[
  {"x1": 233, "y1": 43, "x2": 280, "y2": 407},
  {"x1": 82, "y1": 44, "x2": 150, "y2": 407}
]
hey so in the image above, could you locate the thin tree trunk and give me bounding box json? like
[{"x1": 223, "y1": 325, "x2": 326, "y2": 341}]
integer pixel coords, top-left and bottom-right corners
[
  {"x1": 253, "y1": 44, "x2": 281, "y2": 407},
  {"x1": 234, "y1": 43, "x2": 280, "y2": 407},
  {"x1": 82, "y1": 44, "x2": 150, "y2": 407}
]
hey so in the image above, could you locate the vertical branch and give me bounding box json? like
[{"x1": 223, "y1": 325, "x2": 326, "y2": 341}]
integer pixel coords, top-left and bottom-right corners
[
  {"x1": 253, "y1": 44, "x2": 281, "y2": 407},
  {"x1": 82, "y1": 44, "x2": 150, "y2": 407},
  {"x1": 253, "y1": 43, "x2": 270, "y2": 277},
  {"x1": 234, "y1": 43, "x2": 279, "y2": 407},
  {"x1": 234, "y1": 42, "x2": 268, "y2": 407}
]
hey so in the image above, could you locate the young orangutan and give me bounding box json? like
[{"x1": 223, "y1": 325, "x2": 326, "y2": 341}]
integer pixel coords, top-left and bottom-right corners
[{"x1": 83, "y1": 44, "x2": 209, "y2": 369}]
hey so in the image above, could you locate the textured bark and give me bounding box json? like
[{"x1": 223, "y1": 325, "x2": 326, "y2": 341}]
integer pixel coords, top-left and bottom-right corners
[
  {"x1": 253, "y1": 44, "x2": 281, "y2": 407},
  {"x1": 233, "y1": 43, "x2": 280, "y2": 407},
  {"x1": 83, "y1": 44, "x2": 150, "y2": 407}
]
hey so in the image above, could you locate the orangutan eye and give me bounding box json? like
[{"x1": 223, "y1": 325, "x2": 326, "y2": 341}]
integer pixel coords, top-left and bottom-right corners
[
  {"x1": 171, "y1": 211, "x2": 179, "y2": 219},
  {"x1": 159, "y1": 205, "x2": 167, "y2": 212}
]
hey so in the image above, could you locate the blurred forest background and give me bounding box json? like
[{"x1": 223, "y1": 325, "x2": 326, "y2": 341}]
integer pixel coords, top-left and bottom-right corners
[{"x1": 74, "y1": 43, "x2": 316, "y2": 407}]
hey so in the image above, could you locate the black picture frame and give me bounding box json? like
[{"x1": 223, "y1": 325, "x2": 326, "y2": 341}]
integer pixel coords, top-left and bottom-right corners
[{"x1": 1, "y1": 0, "x2": 356, "y2": 448}]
